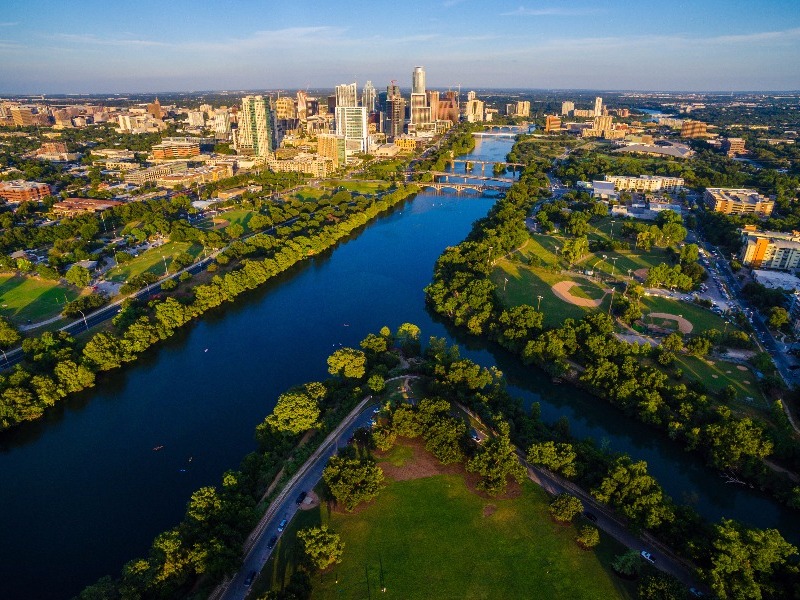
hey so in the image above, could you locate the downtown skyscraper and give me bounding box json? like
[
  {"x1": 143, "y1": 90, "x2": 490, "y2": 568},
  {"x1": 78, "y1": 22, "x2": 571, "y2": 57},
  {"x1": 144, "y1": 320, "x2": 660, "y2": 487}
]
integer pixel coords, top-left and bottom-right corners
[{"x1": 236, "y1": 95, "x2": 275, "y2": 156}]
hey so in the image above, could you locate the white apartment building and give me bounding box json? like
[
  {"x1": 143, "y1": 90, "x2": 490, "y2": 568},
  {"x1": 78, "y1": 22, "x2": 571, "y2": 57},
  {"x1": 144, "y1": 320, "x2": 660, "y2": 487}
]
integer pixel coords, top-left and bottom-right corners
[{"x1": 605, "y1": 175, "x2": 684, "y2": 193}]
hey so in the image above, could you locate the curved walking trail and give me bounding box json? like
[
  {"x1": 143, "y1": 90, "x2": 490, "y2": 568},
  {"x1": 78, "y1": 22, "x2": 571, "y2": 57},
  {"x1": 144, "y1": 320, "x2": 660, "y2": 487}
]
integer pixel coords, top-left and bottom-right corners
[{"x1": 551, "y1": 280, "x2": 608, "y2": 308}]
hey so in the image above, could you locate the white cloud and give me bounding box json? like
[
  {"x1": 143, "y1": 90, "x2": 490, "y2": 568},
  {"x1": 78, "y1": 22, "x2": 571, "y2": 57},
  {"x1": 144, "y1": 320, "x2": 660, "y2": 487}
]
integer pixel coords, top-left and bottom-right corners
[{"x1": 500, "y1": 6, "x2": 601, "y2": 16}]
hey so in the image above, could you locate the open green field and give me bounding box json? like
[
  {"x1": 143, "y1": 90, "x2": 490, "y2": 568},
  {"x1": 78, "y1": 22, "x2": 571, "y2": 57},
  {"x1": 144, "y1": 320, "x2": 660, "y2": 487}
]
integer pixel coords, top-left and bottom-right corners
[
  {"x1": 0, "y1": 275, "x2": 79, "y2": 324},
  {"x1": 324, "y1": 180, "x2": 386, "y2": 195},
  {"x1": 675, "y1": 354, "x2": 768, "y2": 410},
  {"x1": 292, "y1": 186, "x2": 328, "y2": 201},
  {"x1": 213, "y1": 208, "x2": 258, "y2": 233},
  {"x1": 258, "y1": 474, "x2": 634, "y2": 600},
  {"x1": 108, "y1": 241, "x2": 203, "y2": 283}
]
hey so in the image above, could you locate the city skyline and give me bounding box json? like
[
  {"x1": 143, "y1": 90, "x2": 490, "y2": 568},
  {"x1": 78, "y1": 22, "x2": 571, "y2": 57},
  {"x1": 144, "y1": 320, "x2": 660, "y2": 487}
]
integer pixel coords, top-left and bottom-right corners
[{"x1": 1, "y1": 0, "x2": 799, "y2": 93}]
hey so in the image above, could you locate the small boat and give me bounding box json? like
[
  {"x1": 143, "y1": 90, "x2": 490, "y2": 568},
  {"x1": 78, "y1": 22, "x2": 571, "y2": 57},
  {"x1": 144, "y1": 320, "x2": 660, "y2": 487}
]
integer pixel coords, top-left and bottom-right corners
[
  {"x1": 153, "y1": 445, "x2": 164, "y2": 451},
  {"x1": 204, "y1": 348, "x2": 208, "y2": 353}
]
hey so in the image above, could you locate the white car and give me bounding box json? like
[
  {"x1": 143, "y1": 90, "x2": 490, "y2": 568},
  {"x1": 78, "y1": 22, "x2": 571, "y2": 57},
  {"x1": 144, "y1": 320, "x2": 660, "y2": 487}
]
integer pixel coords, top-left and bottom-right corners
[{"x1": 640, "y1": 550, "x2": 655, "y2": 564}]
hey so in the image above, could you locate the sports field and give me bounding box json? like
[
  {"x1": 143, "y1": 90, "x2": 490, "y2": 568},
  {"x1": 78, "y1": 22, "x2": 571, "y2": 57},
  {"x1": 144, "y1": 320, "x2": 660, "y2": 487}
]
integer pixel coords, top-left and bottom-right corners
[{"x1": 108, "y1": 241, "x2": 203, "y2": 282}]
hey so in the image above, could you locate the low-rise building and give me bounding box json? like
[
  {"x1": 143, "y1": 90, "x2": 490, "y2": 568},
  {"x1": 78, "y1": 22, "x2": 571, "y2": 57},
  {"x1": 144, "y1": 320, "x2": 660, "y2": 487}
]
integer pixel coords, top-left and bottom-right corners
[
  {"x1": 545, "y1": 115, "x2": 562, "y2": 132},
  {"x1": 124, "y1": 162, "x2": 189, "y2": 185},
  {"x1": 52, "y1": 198, "x2": 124, "y2": 217},
  {"x1": 0, "y1": 180, "x2": 51, "y2": 203},
  {"x1": 605, "y1": 175, "x2": 684, "y2": 193},
  {"x1": 614, "y1": 141, "x2": 694, "y2": 159},
  {"x1": 265, "y1": 153, "x2": 333, "y2": 178},
  {"x1": 151, "y1": 140, "x2": 200, "y2": 160},
  {"x1": 680, "y1": 120, "x2": 709, "y2": 138},
  {"x1": 394, "y1": 136, "x2": 420, "y2": 152},
  {"x1": 157, "y1": 163, "x2": 233, "y2": 188},
  {"x1": 722, "y1": 137, "x2": 746, "y2": 157},
  {"x1": 705, "y1": 188, "x2": 774, "y2": 217}
]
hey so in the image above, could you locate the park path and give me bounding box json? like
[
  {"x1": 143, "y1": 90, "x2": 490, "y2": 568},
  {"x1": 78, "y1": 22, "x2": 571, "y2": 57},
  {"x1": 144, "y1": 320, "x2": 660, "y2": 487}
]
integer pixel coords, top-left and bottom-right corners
[{"x1": 19, "y1": 313, "x2": 64, "y2": 331}]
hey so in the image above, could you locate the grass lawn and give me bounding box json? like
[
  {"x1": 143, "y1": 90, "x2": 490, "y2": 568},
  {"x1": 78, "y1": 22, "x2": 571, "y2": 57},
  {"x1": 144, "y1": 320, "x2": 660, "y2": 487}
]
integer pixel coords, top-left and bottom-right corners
[
  {"x1": 324, "y1": 180, "x2": 386, "y2": 195},
  {"x1": 0, "y1": 275, "x2": 79, "y2": 323},
  {"x1": 292, "y1": 186, "x2": 328, "y2": 201},
  {"x1": 215, "y1": 208, "x2": 257, "y2": 233},
  {"x1": 675, "y1": 354, "x2": 768, "y2": 411},
  {"x1": 258, "y1": 474, "x2": 634, "y2": 600},
  {"x1": 108, "y1": 241, "x2": 203, "y2": 283}
]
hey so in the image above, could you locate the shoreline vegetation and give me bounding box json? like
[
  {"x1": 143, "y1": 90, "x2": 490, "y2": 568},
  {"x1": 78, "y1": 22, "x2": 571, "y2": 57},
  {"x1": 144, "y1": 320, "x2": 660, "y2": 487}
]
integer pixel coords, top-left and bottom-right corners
[
  {"x1": 424, "y1": 135, "x2": 800, "y2": 512},
  {"x1": 0, "y1": 183, "x2": 420, "y2": 432},
  {"x1": 77, "y1": 328, "x2": 799, "y2": 600}
]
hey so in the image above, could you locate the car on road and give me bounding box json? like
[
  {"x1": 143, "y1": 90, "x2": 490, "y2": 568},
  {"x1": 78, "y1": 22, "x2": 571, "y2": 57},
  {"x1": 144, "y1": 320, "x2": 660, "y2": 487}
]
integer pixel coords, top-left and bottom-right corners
[
  {"x1": 372, "y1": 406, "x2": 381, "y2": 414},
  {"x1": 296, "y1": 491, "x2": 307, "y2": 504},
  {"x1": 640, "y1": 550, "x2": 655, "y2": 564},
  {"x1": 267, "y1": 535, "x2": 278, "y2": 549},
  {"x1": 689, "y1": 588, "x2": 704, "y2": 597},
  {"x1": 244, "y1": 570, "x2": 257, "y2": 586},
  {"x1": 470, "y1": 429, "x2": 482, "y2": 443},
  {"x1": 277, "y1": 518, "x2": 288, "y2": 532},
  {"x1": 583, "y1": 511, "x2": 598, "y2": 522}
]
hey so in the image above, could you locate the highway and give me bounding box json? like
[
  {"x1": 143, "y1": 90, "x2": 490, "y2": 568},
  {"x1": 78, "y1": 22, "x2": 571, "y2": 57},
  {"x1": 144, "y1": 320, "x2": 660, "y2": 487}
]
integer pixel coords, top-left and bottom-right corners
[{"x1": 211, "y1": 397, "x2": 378, "y2": 600}]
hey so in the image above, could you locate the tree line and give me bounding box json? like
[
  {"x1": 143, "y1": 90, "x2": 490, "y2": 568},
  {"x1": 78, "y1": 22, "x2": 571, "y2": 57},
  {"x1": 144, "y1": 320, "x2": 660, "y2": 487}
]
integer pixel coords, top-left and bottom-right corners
[
  {"x1": 0, "y1": 185, "x2": 420, "y2": 432},
  {"x1": 423, "y1": 148, "x2": 800, "y2": 510}
]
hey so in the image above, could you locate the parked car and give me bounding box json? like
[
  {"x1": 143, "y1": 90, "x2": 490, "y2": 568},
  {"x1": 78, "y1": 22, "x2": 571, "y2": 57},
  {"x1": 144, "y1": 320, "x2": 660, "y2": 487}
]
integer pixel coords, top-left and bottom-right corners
[
  {"x1": 640, "y1": 550, "x2": 655, "y2": 564},
  {"x1": 296, "y1": 491, "x2": 307, "y2": 504},
  {"x1": 583, "y1": 511, "x2": 598, "y2": 523},
  {"x1": 688, "y1": 588, "x2": 704, "y2": 597},
  {"x1": 244, "y1": 570, "x2": 257, "y2": 586},
  {"x1": 278, "y1": 518, "x2": 288, "y2": 532},
  {"x1": 267, "y1": 535, "x2": 278, "y2": 549}
]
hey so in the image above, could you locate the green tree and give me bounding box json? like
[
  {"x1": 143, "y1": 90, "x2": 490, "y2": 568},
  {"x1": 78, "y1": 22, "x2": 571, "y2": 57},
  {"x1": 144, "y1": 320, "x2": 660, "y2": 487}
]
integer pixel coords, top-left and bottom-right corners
[
  {"x1": 264, "y1": 383, "x2": 324, "y2": 434},
  {"x1": 322, "y1": 455, "x2": 384, "y2": 512},
  {"x1": 768, "y1": 306, "x2": 789, "y2": 329},
  {"x1": 0, "y1": 316, "x2": 21, "y2": 348},
  {"x1": 226, "y1": 222, "x2": 244, "y2": 239},
  {"x1": 66, "y1": 264, "x2": 91, "y2": 288},
  {"x1": 612, "y1": 549, "x2": 643, "y2": 577},
  {"x1": 549, "y1": 493, "x2": 583, "y2": 523},
  {"x1": 576, "y1": 525, "x2": 600, "y2": 549},
  {"x1": 297, "y1": 526, "x2": 344, "y2": 571},
  {"x1": 592, "y1": 457, "x2": 673, "y2": 529},
  {"x1": 527, "y1": 441, "x2": 578, "y2": 478},
  {"x1": 702, "y1": 519, "x2": 797, "y2": 600},
  {"x1": 686, "y1": 336, "x2": 712, "y2": 357},
  {"x1": 367, "y1": 374, "x2": 385, "y2": 393},
  {"x1": 662, "y1": 333, "x2": 684, "y2": 353},
  {"x1": 638, "y1": 574, "x2": 687, "y2": 600},
  {"x1": 466, "y1": 421, "x2": 526, "y2": 496},
  {"x1": 327, "y1": 347, "x2": 367, "y2": 379}
]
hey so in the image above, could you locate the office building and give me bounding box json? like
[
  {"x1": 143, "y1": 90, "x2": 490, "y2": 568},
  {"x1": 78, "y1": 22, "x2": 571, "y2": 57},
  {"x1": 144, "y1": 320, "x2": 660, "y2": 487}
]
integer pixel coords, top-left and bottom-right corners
[
  {"x1": 438, "y1": 91, "x2": 460, "y2": 124},
  {"x1": 561, "y1": 101, "x2": 575, "y2": 116},
  {"x1": 385, "y1": 92, "x2": 406, "y2": 141},
  {"x1": 213, "y1": 109, "x2": 231, "y2": 140},
  {"x1": 0, "y1": 180, "x2": 51, "y2": 204},
  {"x1": 275, "y1": 97, "x2": 297, "y2": 120},
  {"x1": 335, "y1": 106, "x2": 368, "y2": 153},
  {"x1": 10, "y1": 106, "x2": 36, "y2": 127},
  {"x1": 237, "y1": 95, "x2": 276, "y2": 157},
  {"x1": 514, "y1": 101, "x2": 531, "y2": 117},
  {"x1": 427, "y1": 91, "x2": 440, "y2": 121},
  {"x1": 573, "y1": 109, "x2": 595, "y2": 118},
  {"x1": 266, "y1": 153, "x2": 333, "y2": 178},
  {"x1": 318, "y1": 134, "x2": 347, "y2": 169},
  {"x1": 740, "y1": 227, "x2": 800, "y2": 271},
  {"x1": 544, "y1": 115, "x2": 562, "y2": 132},
  {"x1": 362, "y1": 81, "x2": 377, "y2": 112},
  {"x1": 412, "y1": 66, "x2": 426, "y2": 95},
  {"x1": 151, "y1": 140, "x2": 201, "y2": 160},
  {"x1": 722, "y1": 137, "x2": 746, "y2": 157},
  {"x1": 187, "y1": 111, "x2": 205, "y2": 127},
  {"x1": 605, "y1": 175, "x2": 684, "y2": 193},
  {"x1": 594, "y1": 96, "x2": 603, "y2": 117},
  {"x1": 467, "y1": 91, "x2": 476, "y2": 101},
  {"x1": 147, "y1": 98, "x2": 163, "y2": 120},
  {"x1": 296, "y1": 91, "x2": 308, "y2": 122},
  {"x1": 464, "y1": 99, "x2": 485, "y2": 122},
  {"x1": 335, "y1": 82, "x2": 358, "y2": 108},
  {"x1": 410, "y1": 93, "x2": 431, "y2": 127},
  {"x1": 681, "y1": 120, "x2": 708, "y2": 138},
  {"x1": 705, "y1": 188, "x2": 774, "y2": 217}
]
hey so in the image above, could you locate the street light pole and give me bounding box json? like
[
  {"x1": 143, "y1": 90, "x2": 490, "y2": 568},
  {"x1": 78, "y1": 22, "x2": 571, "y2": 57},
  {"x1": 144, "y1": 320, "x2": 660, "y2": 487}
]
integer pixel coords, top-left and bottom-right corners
[
  {"x1": 77, "y1": 309, "x2": 88, "y2": 331},
  {"x1": 537, "y1": 295, "x2": 543, "y2": 311},
  {"x1": 503, "y1": 277, "x2": 508, "y2": 292},
  {"x1": 161, "y1": 254, "x2": 168, "y2": 276},
  {"x1": 608, "y1": 289, "x2": 615, "y2": 316},
  {"x1": 611, "y1": 257, "x2": 618, "y2": 277}
]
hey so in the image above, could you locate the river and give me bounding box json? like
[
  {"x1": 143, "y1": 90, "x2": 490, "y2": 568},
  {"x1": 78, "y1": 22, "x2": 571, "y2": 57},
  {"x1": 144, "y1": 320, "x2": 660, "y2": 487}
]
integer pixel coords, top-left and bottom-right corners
[{"x1": 0, "y1": 133, "x2": 797, "y2": 600}]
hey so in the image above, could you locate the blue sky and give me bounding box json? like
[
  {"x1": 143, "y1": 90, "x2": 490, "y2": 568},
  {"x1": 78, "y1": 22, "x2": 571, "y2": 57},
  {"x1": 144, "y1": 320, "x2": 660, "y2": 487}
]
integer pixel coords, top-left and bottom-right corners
[{"x1": 1, "y1": 0, "x2": 799, "y2": 93}]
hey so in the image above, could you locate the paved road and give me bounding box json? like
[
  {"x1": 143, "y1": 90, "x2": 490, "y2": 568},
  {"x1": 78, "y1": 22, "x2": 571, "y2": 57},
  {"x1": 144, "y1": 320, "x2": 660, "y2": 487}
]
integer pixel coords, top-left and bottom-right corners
[{"x1": 213, "y1": 397, "x2": 378, "y2": 600}]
